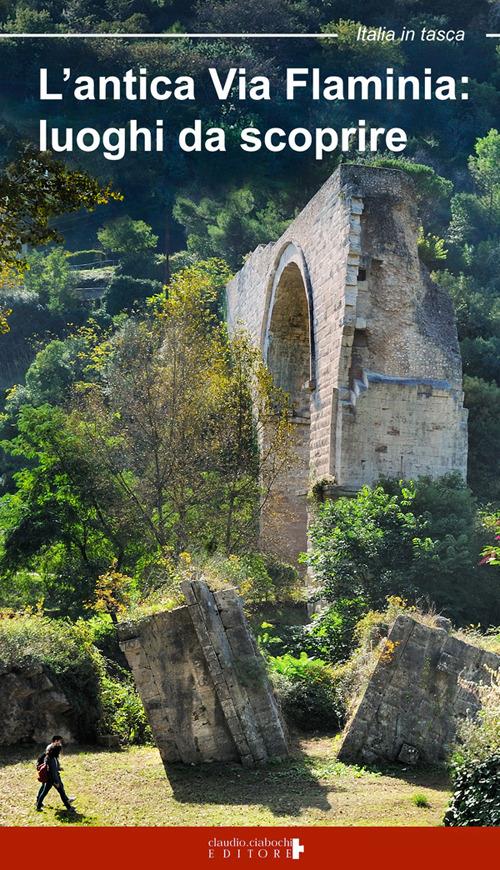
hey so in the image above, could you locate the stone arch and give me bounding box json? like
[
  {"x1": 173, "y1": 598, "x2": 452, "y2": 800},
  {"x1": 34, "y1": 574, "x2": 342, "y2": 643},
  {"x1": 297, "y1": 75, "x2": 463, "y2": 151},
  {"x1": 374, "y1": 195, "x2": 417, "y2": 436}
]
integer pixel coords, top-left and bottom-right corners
[
  {"x1": 260, "y1": 243, "x2": 314, "y2": 562},
  {"x1": 262, "y1": 242, "x2": 316, "y2": 387}
]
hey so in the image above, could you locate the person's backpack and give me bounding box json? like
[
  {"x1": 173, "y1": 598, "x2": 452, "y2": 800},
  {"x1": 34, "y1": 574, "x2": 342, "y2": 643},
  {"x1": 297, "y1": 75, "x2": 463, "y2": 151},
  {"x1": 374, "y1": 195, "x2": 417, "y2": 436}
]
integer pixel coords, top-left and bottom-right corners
[{"x1": 36, "y1": 755, "x2": 50, "y2": 783}]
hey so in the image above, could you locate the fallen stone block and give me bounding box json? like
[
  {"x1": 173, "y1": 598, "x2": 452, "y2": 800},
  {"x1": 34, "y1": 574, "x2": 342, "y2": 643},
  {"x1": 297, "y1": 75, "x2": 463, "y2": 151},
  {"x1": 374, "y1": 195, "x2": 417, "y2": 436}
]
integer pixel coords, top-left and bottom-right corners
[
  {"x1": 338, "y1": 614, "x2": 500, "y2": 766},
  {"x1": 118, "y1": 579, "x2": 289, "y2": 766}
]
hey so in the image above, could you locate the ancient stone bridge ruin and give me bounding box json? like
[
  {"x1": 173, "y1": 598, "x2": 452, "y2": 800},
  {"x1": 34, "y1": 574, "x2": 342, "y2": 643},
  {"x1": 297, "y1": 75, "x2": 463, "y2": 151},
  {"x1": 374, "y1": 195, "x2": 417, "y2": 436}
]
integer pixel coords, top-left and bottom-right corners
[
  {"x1": 118, "y1": 580, "x2": 289, "y2": 767},
  {"x1": 338, "y1": 614, "x2": 500, "y2": 766},
  {"x1": 118, "y1": 586, "x2": 499, "y2": 771},
  {"x1": 226, "y1": 165, "x2": 468, "y2": 560}
]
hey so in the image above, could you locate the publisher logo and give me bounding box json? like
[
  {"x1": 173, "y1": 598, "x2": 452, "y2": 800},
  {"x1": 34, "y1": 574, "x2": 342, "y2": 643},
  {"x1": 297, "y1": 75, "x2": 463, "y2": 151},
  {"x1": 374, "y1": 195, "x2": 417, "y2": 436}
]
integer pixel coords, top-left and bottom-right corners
[{"x1": 207, "y1": 837, "x2": 305, "y2": 860}]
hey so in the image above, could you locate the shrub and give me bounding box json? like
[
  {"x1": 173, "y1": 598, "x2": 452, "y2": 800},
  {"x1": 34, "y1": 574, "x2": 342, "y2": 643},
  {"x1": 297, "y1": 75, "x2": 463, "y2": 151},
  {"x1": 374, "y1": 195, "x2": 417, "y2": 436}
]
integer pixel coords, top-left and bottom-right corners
[
  {"x1": 0, "y1": 612, "x2": 102, "y2": 741},
  {"x1": 257, "y1": 598, "x2": 368, "y2": 665},
  {"x1": 444, "y1": 670, "x2": 500, "y2": 826},
  {"x1": 306, "y1": 475, "x2": 500, "y2": 626},
  {"x1": 105, "y1": 275, "x2": 162, "y2": 315},
  {"x1": 99, "y1": 670, "x2": 152, "y2": 745},
  {"x1": 0, "y1": 611, "x2": 152, "y2": 745},
  {"x1": 306, "y1": 598, "x2": 368, "y2": 663},
  {"x1": 256, "y1": 621, "x2": 312, "y2": 658},
  {"x1": 98, "y1": 217, "x2": 158, "y2": 257},
  {"x1": 411, "y1": 793, "x2": 431, "y2": 808},
  {"x1": 231, "y1": 554, "x2": 276, "y2": 603},
  {"x1": 264, "y1": 554, "x2": 302, "y2": 602},
  {"x1": 23, "y1": 247, "x2": 79, "y2": 315},
  {"x1": 444, "y1": 755, "x2": 500, "y2": 826},
  {"x1": 417, "y1": 228, "x2": 448, "y2": 268},
  {"x1": 204, "y1": 553, "x2": 301, "y2": 605},
  {"x1": 77, "y1": 613, "x2": 126, "y2": 668},
  {"x1": 268, "y1": 652, "x2": 345, "y2": 732}
]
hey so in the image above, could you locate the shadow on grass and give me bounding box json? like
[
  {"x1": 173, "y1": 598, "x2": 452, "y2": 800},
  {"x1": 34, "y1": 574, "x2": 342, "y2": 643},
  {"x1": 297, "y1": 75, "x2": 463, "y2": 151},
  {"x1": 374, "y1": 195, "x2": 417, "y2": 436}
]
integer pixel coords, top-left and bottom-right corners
[
  {"x1": 53, "y1": 807, "x2": 94, "y2": 826},
  {"x1": 164, "y1": 747, "x2": 333, "y2": 818},
  {"x1": 368, "y1": 761, "x2": 451, "y2": 792},
  {"x1": 163, "y1": 738, "x2": 452, "y2": 819},
  {"x1": 0, "y1": 746, "x2": 41, "y2": 770}
]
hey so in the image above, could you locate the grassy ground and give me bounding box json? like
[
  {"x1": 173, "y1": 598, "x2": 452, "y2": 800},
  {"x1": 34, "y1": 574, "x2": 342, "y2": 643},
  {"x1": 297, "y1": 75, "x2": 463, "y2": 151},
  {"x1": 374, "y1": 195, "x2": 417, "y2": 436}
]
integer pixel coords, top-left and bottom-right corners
[{"x1": 0, "y1": 736, "x2": 451, "y2": 827}]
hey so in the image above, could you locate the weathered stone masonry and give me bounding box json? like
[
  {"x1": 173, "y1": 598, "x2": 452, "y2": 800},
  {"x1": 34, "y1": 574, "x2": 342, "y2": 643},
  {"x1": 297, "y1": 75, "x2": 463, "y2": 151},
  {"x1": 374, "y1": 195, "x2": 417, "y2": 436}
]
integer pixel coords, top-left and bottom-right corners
[
  {"x1": 118, "y1": 580, "x2": 289, "y2": 766},
  {"x1": 226, "y1": 166, "x2": 468, "y2": 560},
  {"x1": 338, "y1": 614, "x2": 500, "y2": 766},
  {"x1": 0, "y1": 663, "x2": 77, "y2": 745}
]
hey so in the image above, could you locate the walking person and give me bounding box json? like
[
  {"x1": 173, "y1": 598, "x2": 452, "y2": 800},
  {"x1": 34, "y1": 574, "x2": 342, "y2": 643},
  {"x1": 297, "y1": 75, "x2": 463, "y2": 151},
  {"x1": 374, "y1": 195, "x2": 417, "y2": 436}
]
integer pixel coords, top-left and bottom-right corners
[{"x1": 36, "y1": 735, "x2": 76, "y2": 813}]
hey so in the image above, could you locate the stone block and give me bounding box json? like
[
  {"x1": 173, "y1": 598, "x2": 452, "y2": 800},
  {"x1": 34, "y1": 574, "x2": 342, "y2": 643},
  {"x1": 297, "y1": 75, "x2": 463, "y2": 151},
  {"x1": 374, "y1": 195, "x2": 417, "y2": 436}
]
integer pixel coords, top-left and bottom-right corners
[
  {"x1": 338, "y1": 615, "x2": 500, "y2": 766},
  {"x1": 118, "y1": 580, "x2": 289, "y2": 768},
  {"x1": 0, "y1": 666, "x2": 77, "y2": 745},
  {"x1": 397, "y1": 743, "x2": 420, "y2": 765}
]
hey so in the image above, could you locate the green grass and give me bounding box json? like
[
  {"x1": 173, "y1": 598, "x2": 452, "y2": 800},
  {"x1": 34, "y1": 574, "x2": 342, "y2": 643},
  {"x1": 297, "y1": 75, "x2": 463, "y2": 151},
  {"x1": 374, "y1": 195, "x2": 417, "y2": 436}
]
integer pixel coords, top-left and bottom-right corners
[
  {"x1": 411, "y1": 792, "x2": 432, "y2": 808},
  {"x1": 0, "y1": 736, "x2": 451, "y2": 827}
]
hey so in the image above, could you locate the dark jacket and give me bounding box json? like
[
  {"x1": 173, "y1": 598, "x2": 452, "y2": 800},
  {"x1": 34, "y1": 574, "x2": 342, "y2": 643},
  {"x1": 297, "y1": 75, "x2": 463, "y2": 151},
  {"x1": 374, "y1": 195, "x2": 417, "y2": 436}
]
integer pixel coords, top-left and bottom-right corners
[{"x1": 37, "y1": 743, "x2": 62, "y2": 785}]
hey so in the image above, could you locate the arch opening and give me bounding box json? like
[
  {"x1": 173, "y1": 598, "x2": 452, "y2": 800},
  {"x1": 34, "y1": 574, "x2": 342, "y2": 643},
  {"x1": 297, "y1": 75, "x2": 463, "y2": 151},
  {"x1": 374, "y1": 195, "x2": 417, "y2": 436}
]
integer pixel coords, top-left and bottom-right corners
[{"x1": 263, "y1": 261, "x2": 312, "y2": 563}]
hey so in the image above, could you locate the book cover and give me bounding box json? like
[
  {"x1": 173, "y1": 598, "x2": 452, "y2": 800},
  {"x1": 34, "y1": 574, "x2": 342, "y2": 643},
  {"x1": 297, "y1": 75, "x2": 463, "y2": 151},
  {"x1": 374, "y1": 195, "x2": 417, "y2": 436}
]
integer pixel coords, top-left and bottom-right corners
[{"x1": 0, "y1": 1, "x2": 498, "y2": 862}]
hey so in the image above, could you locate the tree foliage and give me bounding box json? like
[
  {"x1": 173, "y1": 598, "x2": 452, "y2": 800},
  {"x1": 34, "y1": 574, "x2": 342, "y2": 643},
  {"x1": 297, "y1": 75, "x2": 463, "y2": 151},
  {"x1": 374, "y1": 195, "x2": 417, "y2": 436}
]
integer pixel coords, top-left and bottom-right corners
[
  {"x1": 306, "y1": 476, "x2": 500, "y2": 626},
  {"x1": 173, "y1": 188, "x2": 291, "y2": 269},
  {"x1": 23, "y1": 247, "x2": 79, "y2": 315},
  {"x1": 0, "y1": 149, "x2": 120, "y2": 284},
  {"x1": 97, "y1": 217, "x2": 159, "y2": 256},
  {"x1": 0, "y1": 262, "x2": 295, "y2": 614}
]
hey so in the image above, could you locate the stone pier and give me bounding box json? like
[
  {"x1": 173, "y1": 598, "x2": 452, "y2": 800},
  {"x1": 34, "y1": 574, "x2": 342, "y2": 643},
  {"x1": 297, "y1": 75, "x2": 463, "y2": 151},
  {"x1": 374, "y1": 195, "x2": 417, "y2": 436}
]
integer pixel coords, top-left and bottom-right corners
[
  {"x1": 227, "y1": 165, "x2": 468, "y2": 561},
  {"x1": 338, "y1": 614, "x2": 500, "y2": 766},
  {"x1": 118, "y1": 580, "x2": 289, "y2": 766}
]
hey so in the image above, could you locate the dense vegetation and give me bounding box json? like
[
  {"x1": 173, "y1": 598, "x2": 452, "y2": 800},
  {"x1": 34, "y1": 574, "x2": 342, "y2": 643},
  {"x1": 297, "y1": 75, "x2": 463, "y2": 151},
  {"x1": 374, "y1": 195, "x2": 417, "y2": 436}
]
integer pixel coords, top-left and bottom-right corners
[
  {"x1": 445, "y1": 672, "x2": 500, "y2": 826},
  {"x1": 306, "y1": 475, "x2": 500, "y2": 626},
  {"x1": 0, "y1": 260, "x2": 294, "y2": 617},
  {"x1": 0, "y1": 610, "x2": 151, "y2": 743}
]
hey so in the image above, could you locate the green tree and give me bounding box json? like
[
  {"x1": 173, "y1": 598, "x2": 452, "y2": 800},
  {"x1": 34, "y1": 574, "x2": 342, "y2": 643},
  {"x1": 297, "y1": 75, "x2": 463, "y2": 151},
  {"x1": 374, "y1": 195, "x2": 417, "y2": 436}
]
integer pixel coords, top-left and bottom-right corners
[
  {"x1": 468, "y1": 128, "x2": 500, "y2": 212},
  {"x1": 306, "y1": 476, "x2": 500, "y2": 626},
  {"x1": 0, "y1": 262, "x2": 294, "y2": 613},
  {"x1": 438, "y1": 270, "x2": 500, "y2": 343},
  {"x1": 23, "y1": 248, "x2": 79, "y2": 315},
  {"x1": 173, "y1": 188, "x2": 291, "y2": 269},
  {"x1": 448, "y1": 130, "x2": 500, "y2": 246},
  {"x1": 22, "y1": 335, "x2": 89, "y2": 406},
  {"x1": 97, "y1": 216, "x2": 159, "y2": 261},
  {"x1": 448, "y1": 192, "x2": 500, "y2": 247},
  {"x1": 98, "y1": 216, "x2": 163, "y2": 312},
  {"x1": 461, "y1": 336, "x2": 500, "y2": 383},
  {"x1": 74, "y1": 261, "x2": 293, "y2": 556},
  {"x1": 463, "y1": 376, "x2": 500, "y2": 502},
  {"x1": 0, "y1": 404, "x2": 137, "y2": 616},
  {"x1": 0, "y1": 148, "x2": 120, "y2": 284},
  {"x1": 433, "y1": 133, "x2": 500, "y2": 502}
]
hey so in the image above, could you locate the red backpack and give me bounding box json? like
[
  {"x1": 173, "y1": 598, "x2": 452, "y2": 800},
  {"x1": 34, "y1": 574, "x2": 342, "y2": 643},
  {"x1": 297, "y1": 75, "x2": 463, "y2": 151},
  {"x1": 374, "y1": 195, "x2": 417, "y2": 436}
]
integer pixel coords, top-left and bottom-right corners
[{"x1": 36, "y1": 757, "x2": 50, "y2": 783}]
